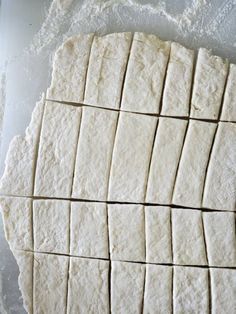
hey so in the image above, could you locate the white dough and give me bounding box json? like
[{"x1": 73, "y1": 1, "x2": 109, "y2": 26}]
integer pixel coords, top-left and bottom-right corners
[
  {"x1": 145, "y1": 206, "x2": 172, "y2": 264},
  {"x1": 84, "y1": 32, "x2": 132, "y2": 109},
  {"x1": 172, "y1": 208, "x2": 207, "y2": 265},
  {"x1": 121, "y1": 32, "x2": 170, "y2": 114},
  {"x1": 34, "y1": 101, "x2": 81, "y2": 198},
  {"x1": 146, "y1": 117, "x2": 187, "y2": 204},
  {"x1": 173, "y1": 120, "x2": 217, "y2": 208},
  {"x1": 161, "y1": 42, "x2": 194, "y2": 117},
  {"x1": 47, "y1": 34, "x2": 94, "y2": 103},
  {"x1": 108, "y1": 111, "x2": 157, "y2": 202},
  {"x1": 190, "y1": 48, "x2": 228, "y2": 119},
  {"x1": 67, "y1": 257, "x2": 110, "y2": 314},
  {"x1": 221, "y1": 64, "x2": 236, "y2": 121},
  {"x1": 72, "y1": 107, "x2": 118, "y2": 201},
  {"x1": 203, "y1": 211, "x2": 236, "y2": 267},
  {"x1": 70, "y1": 202, "x2": 109, "y2": 259},
  {"x1": 33, "y1": 199, "x2": 70, "y2": 255},
  {"x1": 108, "y1": 204, "x2": 145, "y2": 262}
]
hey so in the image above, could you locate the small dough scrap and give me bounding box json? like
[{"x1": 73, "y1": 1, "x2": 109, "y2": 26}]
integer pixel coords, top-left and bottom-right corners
[
  {"x1": 146, "y1": 117, "x2": 187, "y2": 204},
  {"x1": 203, "y1": 211, "x2": 236, "y2": 267},
  {"x1": 0, "y1": 197, "x2": 32, "y2": 251},
  {"x1": 0, "y1": 96, "x2": 45, "y2": 196},
  {"x1": 108, "y1": 112, "x2": 157, "y2": 203},
  {"x1": 221, "y1": 64, "x2": 236, "y2": 121},
  {"x1": 173, "y1": 120, "x2": 217, "y2": 208},
  {"x1": 162, "y1": 42, "x2": 194, "y2": 117},
  {"x1": 70, "y1": 202, "x2": 109, "y2": 259},
  {"x1": 72, "y1": 107, "x2": 118, "y2": 200},
  {"x1": 143, "y1": 264, "x2": 172, "y2": 314},
  {"x1": 111, "y1": 261, "x2": 145, "y2": 314},
  {"x1": 108, "y1": 204, "x2": 145, "y2": 262},
  {"x1": 190, "y1": 48, "x2": 228, "y2": 119},
  {"x1": 34, "y1": 253, "x2": 69, "y2": 314},
  {"x1": 33, "y1": 199, "x2": 70, "y2": 255},
  {"x1": 121, "y1": 32, "x2": 170, "y2": 113},
  {"x1": 211, "y1": 268, "x2": 236, "y2": 314},
  {"x1": 13, "y1": 250, "x2": 33, "y2": 314},
  {"x1": 145, "y1": 206, "x2": 172, "y2": 264},
  {"x1": 84, "y1": 32, "x2": 132, "y2": 109},
  {"x1": 203, "y1": 122, "x2": 236, "y2": 211},
  {"x1": 173, "y1": 266, "x2": 209, "y2": 314},
  {"x1": 172, "y1": 208, "x2": 207, "y2": 265},
  {"x1": 34, "y1": 101, "x2": 81, "y2": 198},
  {"x1": 47, "y1": 34, "x2": 94, "y2": 103},
  {"x1": 67, "y1": 257, "x2": 109, "y2": 314}
]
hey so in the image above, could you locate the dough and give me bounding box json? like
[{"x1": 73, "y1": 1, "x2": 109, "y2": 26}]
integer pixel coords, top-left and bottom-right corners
[
  {"x1": 203, "y1": 122, "x2": 236, "y2": 211},
  {"x1": 34, "y1": 253, "x2": 69, "y2": 314},
  {"x1": 0, "y1": 197, "x2": 32, "y2": 251},
  {"x1": 190, "y1": 48, "x2": 228, "y2": 119},
  {"x1": 173, "y1": 266, "x2": 209, "y2": 314},
  {"x1": 0, "y1": 96, "x2": 44, "y2": 196},
  {"x1": 72, "y1": 106, "x2": 118, "y2": 201},
  {"x1": 70, "y1": 202, "x2": 109, "y2": 259},
  {"x1": 33, "y1": 199, "x2": 70, "y2": 255},
  {"x1": 108, "y1": 111, "x2": 157, "y2": 202},
  {"x1": 34, "y1": 101, "x2": 81, "y2": 198},
  {"x1": 121, "y1": 32, "x2": 170, "y2": 114},
  {"x1": 108, "y1": 204, "x2": 145, "y2": 262},
  {"x1": 111, "y1": 261, "x2": 145, "y2": 314},
  {"x1": 146, "y1": 117, "x2": 187, "y2": 204},
  {"x1": 172, "y1": 208, "x2": 207, "y2": 265},
  {"x1": 143, "y1": 264, "x2": 172, "y2": 314},
  {"x1": 84, "y1": 32, "x2": 132, "y2": 109},
  {"x1": 161, "y1": 42, "x2": 194, "y2": 117},
  {"x1": 145, "y1": 206, "x2": 172, "y2": 264},
  {"x1": 47, "y1": 34, "x2": 94, "y2": 103},
  {"x1": 173, "y1": 120, "x2": 217, "y2": 208},
  {"x1": 67, "y1": 257, "x2": 109, "y2": 313},
  {"x1": 203, "y1": 211, "x2": 236, "y2": 267},
  {"x1": 221, "y1": 64, "x2": 236, "y2": 121}
]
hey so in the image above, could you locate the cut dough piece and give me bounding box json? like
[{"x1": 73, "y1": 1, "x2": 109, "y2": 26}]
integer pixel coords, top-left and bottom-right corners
[
  {"x1": 72, "y1": 107, "x2": 118, "y2": 201},
  {"x1": 70, "y1": 202, "x2": 109, "y2": 259},
  {"x1": 221, "y1": 64, "x2": 236, "y2": 121},
  {"x1": 111, "y1": 261, "x2": 145, "y2": 314},
  {"x1": 34, "y1": 101, "x2": 81, "y2": 198},
  {"x1": 211, "y1": 268, "x2": 236, "y2": 314},
  {"x1": 172, "y1": 208, "x2": 207, "y2": 265},
  {"x1": 47, "y1": 34, "x2": 94, "y2": 103},
  {"x1": 67, "y1": 257, "x2": 109, "y2": 314},
  {"x1": 145, "y1": 206, "x2": 172, "y2": 264},
  {"x1": 0, "y1": 96, "x2": 44, "y2": 196},
  {"x1": 143, "y1": 264, "x2": 172, "y2": 314},
  {"x1": 203, "y1": 211, "x2": 236, "y2": 267},
  {"x1": 108, "y1": 112, "x2": 157, "y2": 203},
  {"x1": 173, "y1": 120, "x2": 217, "y2": 208},
  {"x1": 146, "y1": 117, "x2": 187, "y2": 204},
  {"x1": 108, "y1": 204, "x2": 145, "y2": 262},
  {"x1": 203, "y1": 122, "x2": 236, "y2": 211},
  {"x1": 173, "y1": 266, "x2": 209, "y2": 314},
  {"x1": 13, "y1": 250, "x2": 33, "y2": 314},
  {"x1": 0, "y1": 197, "x2": 32, "y2": 251},
  {"x1": 190, "y1": 48, "x2": 228, "y2": 119},
  {"x1": 161, "y1": 42, "x2": 194, "y2": 117},
  {"x1": 84, "y1": 32, "x2": 132, "y2": 109},
  {"x1": 33, "y1": 199, "x2": 70, "y2": 255},
  {"x1": 34, "y1": 253, "x2": 69, "y2": 314},
  {"x1": 121, "y1": 32, "x2": 170, "y2": 114}
]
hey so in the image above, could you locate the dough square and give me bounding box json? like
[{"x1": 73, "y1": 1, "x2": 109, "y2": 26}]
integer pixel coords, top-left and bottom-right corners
[
  {"x1": 70, "y1": 202, "x2": 109, "y2": 259},
  {"x1": 108, "y1": 204, "x2": 145, "y2": 262},
  {"x1": 33, "y1": 199, "x2": 70, "y2": 255},
  {"x1": 221, "y1": 63, "x2": 236, "y2": 122}
]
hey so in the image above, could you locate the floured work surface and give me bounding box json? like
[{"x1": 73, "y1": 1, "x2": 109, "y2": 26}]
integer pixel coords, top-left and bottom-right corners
[{"x1": 0, "y1": 32, "x2": 236, "y2": 314}]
